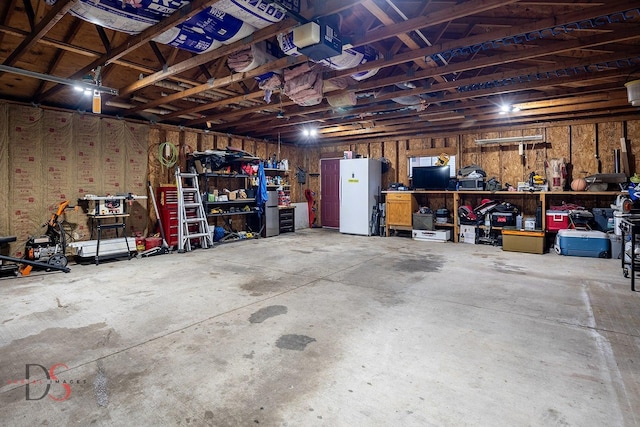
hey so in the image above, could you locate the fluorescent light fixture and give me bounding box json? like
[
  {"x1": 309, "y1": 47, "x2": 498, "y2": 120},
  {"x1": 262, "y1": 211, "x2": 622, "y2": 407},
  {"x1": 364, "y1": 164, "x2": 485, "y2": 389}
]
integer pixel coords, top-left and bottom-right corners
[{"x1": 475, "y1": 135, "x2": 543, "y2": 145}]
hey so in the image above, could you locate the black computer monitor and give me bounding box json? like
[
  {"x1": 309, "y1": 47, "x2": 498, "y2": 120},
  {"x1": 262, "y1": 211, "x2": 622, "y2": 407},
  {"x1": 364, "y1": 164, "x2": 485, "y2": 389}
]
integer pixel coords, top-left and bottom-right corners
[{"x1": 411, "y1": 166, "x2": 451, "y2": 190}]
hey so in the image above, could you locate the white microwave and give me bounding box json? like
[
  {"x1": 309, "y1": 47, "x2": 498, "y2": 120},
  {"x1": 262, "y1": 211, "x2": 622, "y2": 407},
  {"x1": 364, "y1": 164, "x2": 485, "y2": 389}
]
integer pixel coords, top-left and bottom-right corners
[{"x1": 458, "y1": 178, "x2": 485, "y2": 190}]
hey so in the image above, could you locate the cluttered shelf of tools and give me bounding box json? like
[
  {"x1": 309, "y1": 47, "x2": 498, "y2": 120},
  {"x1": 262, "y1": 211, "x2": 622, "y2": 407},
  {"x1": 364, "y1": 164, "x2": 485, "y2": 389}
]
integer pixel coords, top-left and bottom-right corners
[
  {"x1": 199, "y1": 168, "x2": 259, "y2": 238},
  {"x1": 206, "y1": 210, "x2": 258, "y2": 218},
  {"x1": 204, "y1": 199, "x2": 256, "y2": 205},
  {"x1": 384, "y1": 190, "x2": 623, "y2": 242},
  {"x1": 201, "y1": 172, "x2": 251, "y2": 178}
]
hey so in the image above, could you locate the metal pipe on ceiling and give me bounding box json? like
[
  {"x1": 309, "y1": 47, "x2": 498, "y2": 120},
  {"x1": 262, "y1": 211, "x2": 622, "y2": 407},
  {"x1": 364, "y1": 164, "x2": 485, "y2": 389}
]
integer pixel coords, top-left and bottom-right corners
[{"x1": 0, "y1": 64, "x2": 119, "y2": 95}]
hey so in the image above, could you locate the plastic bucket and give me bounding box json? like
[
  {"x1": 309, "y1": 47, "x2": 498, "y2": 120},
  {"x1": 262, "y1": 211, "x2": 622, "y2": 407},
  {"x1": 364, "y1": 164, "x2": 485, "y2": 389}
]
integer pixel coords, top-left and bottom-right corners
[
  {"x1": 625, "y1": 80, "x2": 640, "y2": 106},
  {"x1": 145, "y1": 237, "x2": 163, "y2": 250}
]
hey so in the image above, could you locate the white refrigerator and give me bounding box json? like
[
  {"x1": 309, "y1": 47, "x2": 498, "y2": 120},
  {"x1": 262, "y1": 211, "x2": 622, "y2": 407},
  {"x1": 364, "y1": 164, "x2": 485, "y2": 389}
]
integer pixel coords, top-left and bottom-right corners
[{"x1": 340, "y1": 158, "x2": 382, "y2": 235}]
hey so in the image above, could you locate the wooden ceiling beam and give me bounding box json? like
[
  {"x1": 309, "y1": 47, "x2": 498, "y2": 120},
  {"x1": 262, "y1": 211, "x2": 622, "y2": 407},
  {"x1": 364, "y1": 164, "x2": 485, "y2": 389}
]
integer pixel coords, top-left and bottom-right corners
[
  {"x1": 330, "y1": 0, "x2": 640, "y2": 80},
  {"x1": 119, "y1": 1, "x2": 363, "y2": 99},
  {"x1": 212, "y1": 48, "x2": 638, "y2": 138},
  {"x1": 350, "y1": 0, "x2": 521, "y2": 47},
  {"x1": 35, "y1": 0, "x2": 222, "y2": 102},
  {"x1": 250, "y1": 76, "x2": 629, "y2": 140},
  {"x1": 33, "y1": 17, "x2": 82, "y2": 99},
  {"x1": 2, "y1": 0, "x2": 77, "y2": 67},
  {"x1": 361, "y1": 0, "x2": 432, "y2": 71},
  {"x1": 22, "y1": 0, "x2": 35, "y2": 31}
]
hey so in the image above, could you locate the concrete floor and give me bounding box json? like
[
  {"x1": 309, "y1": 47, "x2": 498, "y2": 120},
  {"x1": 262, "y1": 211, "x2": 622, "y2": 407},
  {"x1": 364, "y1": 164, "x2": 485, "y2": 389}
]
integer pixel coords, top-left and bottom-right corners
[{"x1": 1, "y1": 228, "x2": 639, "y2": 426}]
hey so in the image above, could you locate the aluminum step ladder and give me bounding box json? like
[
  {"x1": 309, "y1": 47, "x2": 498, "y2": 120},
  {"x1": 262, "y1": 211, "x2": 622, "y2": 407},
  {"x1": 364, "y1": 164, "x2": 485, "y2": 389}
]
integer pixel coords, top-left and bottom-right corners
[{"x1": 176, "y1": 167, "x2": 213, "y2": 252}]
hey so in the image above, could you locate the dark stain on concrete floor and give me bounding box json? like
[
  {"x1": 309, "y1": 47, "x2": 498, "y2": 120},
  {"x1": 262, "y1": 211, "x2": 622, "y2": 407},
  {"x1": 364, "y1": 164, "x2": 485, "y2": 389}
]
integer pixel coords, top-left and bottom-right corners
[
  {"x1": 241, "y1": 278, "x2": 290, "y2": 296},
  {"x1": 275, "y1": 334, "x2": 316, "y2": 351},
  {"x1": 0, "y1": 323, "x2": 112, "y2": 383},
  {"x1": 395, "y1": 254, "x2": 445, "y2": 273},
  {"x1": 249, "y1": 305, "x2": 287, "y2": 323}
]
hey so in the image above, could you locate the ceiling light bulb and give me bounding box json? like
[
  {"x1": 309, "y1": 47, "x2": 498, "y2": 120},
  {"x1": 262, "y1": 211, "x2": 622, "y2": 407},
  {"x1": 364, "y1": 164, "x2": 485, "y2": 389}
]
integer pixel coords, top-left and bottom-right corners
[
  {"x1": 500, "y1": 105, "x2": 510, "y2": 113},
  {"x1": 302, "y1": 129, "x2": 310, "y2": 137}
]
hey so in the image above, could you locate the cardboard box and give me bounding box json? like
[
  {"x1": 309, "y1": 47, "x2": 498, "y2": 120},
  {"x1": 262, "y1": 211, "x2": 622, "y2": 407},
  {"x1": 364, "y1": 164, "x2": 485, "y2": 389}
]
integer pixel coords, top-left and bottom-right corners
[
  {"x1": 502, "y1": 229, "x2": 545, "y2": 254},
  {"x1": 459, "y1": 224, "x2": 477, "y2": 244}
]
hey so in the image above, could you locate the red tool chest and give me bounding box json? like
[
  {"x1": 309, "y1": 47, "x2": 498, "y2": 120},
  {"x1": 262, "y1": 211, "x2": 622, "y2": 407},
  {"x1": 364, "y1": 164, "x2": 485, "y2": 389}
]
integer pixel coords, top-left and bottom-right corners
[{"x1": 157, "y1": 185, "x2": 178, "y2": 248}]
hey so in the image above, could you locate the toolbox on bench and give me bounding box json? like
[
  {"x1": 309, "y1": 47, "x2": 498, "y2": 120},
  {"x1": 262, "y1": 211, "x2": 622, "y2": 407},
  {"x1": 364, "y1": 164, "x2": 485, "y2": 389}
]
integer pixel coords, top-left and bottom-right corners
[
  {"x1": 491, "y1": 212, "x2": 515, "y2": 227},
  {"x1": 554, "y1": 229, "x2": 610, "y2": 258}
]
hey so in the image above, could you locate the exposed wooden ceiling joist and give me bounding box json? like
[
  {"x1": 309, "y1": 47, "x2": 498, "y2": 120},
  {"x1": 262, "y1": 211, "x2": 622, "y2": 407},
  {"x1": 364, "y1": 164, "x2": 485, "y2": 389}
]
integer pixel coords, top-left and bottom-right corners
[{"x1": 0, "y1": 0, "x2": 637, "y2": 146}]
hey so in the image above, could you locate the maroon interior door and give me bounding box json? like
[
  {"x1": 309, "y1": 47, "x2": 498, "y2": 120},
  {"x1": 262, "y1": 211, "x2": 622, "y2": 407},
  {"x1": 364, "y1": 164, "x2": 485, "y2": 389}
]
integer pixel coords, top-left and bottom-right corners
[{"x1": 320, "y1": 158, "x2": 340, "y2": 228}]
